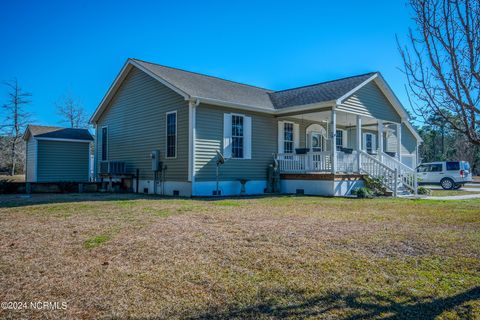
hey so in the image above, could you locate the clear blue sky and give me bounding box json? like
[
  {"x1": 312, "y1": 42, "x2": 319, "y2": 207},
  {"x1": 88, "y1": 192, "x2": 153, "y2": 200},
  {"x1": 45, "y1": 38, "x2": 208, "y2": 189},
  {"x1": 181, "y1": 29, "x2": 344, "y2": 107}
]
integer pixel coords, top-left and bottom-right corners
[{"x1": 0, "y1": 0, "x2": 414, "y2": 126}]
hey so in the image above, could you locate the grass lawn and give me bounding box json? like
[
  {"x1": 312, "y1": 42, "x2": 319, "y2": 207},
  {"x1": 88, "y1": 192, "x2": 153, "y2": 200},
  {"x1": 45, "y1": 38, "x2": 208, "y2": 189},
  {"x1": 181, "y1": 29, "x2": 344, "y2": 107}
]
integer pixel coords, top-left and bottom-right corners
[
  {"x1": 430, "y1": 189, "x2": 480, "y2": 197},
  {"x1": 0, "y1": 194, "x2": 479, "y2": 319}
]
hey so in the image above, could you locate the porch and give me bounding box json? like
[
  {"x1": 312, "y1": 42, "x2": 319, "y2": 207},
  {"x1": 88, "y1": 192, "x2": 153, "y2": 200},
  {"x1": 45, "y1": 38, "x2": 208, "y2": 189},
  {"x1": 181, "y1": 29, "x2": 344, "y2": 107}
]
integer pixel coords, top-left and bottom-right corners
[{"x1": 273, "y1": 107, "x2": 418, "y2": 196}]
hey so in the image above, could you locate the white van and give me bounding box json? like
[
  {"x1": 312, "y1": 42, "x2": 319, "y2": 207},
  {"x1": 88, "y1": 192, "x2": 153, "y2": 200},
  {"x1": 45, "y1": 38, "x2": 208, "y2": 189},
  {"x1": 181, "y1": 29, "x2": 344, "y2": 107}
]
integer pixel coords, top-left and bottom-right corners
[{"x1": 417, "y1": 161, "x2": 473, "y2": 189}]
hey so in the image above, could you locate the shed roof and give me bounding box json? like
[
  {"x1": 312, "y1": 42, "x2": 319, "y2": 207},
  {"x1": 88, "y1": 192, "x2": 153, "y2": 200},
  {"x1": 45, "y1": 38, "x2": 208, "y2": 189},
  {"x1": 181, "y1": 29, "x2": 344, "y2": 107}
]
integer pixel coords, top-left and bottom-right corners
[{"x1": 24, "y1": 125, "x2": 93, "y2": 141}]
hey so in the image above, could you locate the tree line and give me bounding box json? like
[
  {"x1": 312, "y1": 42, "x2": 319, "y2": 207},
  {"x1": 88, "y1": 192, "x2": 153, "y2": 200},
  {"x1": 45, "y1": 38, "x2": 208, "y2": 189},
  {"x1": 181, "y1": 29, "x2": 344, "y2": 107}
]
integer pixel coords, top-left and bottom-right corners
[{"x1": 0, "y1": 80, "x2": 88, "y2": 176}]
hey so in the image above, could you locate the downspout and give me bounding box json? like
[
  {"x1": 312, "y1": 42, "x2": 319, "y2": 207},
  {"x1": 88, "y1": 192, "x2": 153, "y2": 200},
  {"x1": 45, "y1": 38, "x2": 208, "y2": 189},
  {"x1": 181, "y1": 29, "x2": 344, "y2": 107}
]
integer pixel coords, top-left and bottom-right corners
[{"x1": 189, "y1": 99, "x2": 200, "y2": 196}]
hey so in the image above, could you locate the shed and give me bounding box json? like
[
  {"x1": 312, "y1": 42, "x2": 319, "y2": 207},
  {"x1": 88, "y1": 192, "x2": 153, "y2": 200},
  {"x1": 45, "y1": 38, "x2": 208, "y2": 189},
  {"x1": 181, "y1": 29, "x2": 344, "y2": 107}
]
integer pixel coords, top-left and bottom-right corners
[{"x1": 23, "y1": 125, "x2": 94, "y2": 182}]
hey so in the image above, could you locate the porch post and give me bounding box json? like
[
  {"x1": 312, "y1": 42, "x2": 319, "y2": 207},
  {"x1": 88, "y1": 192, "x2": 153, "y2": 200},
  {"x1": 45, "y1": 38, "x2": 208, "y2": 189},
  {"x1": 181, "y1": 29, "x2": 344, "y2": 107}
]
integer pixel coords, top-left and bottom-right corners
[
  {"x1": 378, "y1": 120, "x2": 384, "y2": 155},
  {"x1": 396, "y1": 123, "x2": 402, "y2": 161},
  {"x1": 331, "y1": 107, "x2": 337, "y2": 173},
  {"x1": 356, "y1": 115, "x2": 362, "y2": 172}
]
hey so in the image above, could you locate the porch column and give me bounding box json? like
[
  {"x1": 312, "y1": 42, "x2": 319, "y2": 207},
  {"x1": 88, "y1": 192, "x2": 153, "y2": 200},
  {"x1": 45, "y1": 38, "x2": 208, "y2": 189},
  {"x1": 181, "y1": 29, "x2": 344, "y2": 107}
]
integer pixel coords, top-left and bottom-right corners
[
  {"x1": 396, "y1": 123, "x2": 402, "y2": 161},
  {"x1": 356, "y1": 115, "x2": 362, "y2": 172},
  {"x1": 331, "y1": 108, "x2": 337, "y2": 173},
  {"x1": 378, "y1": 120, "x2": 384, "y2": 155}
]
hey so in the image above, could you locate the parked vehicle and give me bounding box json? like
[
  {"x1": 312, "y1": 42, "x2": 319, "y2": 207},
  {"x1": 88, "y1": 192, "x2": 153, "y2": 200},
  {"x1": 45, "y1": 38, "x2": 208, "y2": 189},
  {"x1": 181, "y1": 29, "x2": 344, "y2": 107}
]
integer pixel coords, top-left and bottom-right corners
[{"x1": 417, "y1": 161, "x2": 473, "y2": 190}]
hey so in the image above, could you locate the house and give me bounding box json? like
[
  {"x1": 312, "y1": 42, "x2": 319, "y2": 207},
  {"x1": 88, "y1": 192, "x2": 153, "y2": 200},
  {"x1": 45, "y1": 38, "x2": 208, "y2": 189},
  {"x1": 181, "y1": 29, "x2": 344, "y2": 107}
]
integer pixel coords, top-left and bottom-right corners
[
  {"x1": 90, "y1": 58, "x2": 422, "y2": 197},
  {"x1": 24, "y1": 125, "x2": 93, "y2": 182}
]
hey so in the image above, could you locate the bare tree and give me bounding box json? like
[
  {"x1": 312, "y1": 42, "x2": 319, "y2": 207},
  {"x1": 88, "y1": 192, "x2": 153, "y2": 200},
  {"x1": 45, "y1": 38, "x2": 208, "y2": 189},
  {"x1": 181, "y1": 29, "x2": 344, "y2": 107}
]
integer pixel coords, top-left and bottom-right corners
[
  {"x1": 56, "y1": 92, "x2": 88, "y2": 128},
  {"x1": 398, "y1": 0, "x2": 480, "y2": 145},
  {"x1": 1, "y1": 79, "x2": 32, "y2": 175}
]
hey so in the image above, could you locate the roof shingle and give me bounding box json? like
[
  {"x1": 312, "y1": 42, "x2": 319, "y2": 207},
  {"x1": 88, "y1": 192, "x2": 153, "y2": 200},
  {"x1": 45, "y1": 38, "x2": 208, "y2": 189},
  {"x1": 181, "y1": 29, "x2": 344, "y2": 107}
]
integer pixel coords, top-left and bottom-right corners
[
  {"x1": 132, "y1": 59, "x2": 377, "y2": 110},
  {"x1": 25, "y1": 125, "x2": 93, "y2": 141}
]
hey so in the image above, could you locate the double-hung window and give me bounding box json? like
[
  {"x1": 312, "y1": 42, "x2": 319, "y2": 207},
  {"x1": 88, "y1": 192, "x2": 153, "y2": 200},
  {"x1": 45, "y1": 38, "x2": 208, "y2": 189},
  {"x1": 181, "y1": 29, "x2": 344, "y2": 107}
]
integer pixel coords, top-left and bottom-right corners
[
  {"x1": 101, "y1": 126, "x2": 108, "y2": 161},
  {"x1": 336, "y1": 129, "x2": 344, "y2": 150},
  {"x1": 231, "y1": 115, "x2": 244, "y2": 158},
  {"x1": 166, "y1": 111, "x2": 177, "y2": 158},
  {"x1": 284, "y1": 122, "x2": 294, "y2": 154}
]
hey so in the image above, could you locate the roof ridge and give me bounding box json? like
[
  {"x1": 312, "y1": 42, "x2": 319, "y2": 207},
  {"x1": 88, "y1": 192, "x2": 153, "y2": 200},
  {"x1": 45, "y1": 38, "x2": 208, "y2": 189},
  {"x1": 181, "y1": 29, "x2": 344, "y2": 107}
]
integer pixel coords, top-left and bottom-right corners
[
  {"x1": 271, "y1": 72, "x2": 378, "y2": 94},
  {"x1": 130, "y1": 58, "x2": 273, "y2": 92}
]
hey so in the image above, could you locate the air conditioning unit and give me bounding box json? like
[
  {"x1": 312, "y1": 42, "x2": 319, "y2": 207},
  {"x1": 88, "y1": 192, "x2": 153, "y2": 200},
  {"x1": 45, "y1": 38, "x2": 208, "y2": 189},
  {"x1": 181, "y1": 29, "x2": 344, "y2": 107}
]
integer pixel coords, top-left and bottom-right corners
[{"x1": 100, "y1": 161, "x2": 127, "y2": 175}]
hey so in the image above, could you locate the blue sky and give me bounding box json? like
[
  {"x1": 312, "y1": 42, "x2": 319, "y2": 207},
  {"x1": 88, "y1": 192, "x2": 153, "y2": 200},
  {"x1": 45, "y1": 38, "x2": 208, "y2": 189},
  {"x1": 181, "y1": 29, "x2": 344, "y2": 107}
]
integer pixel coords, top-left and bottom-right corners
[{"x1": 0, "y1": 0, "x2": 414, "y2": 126}]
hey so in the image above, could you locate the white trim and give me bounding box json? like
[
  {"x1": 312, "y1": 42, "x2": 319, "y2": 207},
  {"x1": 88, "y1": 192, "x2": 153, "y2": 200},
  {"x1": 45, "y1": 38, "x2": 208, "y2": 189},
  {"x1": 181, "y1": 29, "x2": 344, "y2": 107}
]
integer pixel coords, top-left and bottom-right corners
[
  {"x1": 165, "y1": 110, "x2": 177, "y2": 159},
  {"x1": 281, "y1": 120, "x2": 295, "y2": 154},
  {"x1": 229, "y1": 113, "x2": 251, "y2": 159},
  {"x1": 34, "y1": 137, "x2": 92, "y2": 143},
  {"x1": 188, "y1": 100, "x2": 199, "y2": 182},
  {"x1": 363, "y1": 132, "x2": 376, "y2": 153}
]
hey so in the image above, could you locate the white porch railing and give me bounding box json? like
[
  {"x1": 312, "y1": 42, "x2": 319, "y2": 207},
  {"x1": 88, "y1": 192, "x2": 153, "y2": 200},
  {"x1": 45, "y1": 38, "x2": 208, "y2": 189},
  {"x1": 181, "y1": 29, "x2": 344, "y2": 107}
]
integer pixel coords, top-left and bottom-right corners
[
  {"x1": 379, "y1": 152, "x2": 417, "y2": 193},
  {"x1": 274, "y1": 150, "x2": 417, "y2": 196},
  {"x1": 275, "y1": 151, "x2": 358, "y2": 173},
  {"x1": 359, "y1": 150, "x2": 398, "y2": 196}
]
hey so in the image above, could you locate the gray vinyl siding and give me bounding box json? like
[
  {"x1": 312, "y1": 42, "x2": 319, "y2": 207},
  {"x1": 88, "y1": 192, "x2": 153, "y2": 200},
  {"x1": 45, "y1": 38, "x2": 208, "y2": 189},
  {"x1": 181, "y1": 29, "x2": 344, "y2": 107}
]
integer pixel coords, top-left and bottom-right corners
[
  {"x1": 37, "y1": 140, "x2": 90, "y2": 182},
  {"x1": 338, "y1": 81, "x2": 401, "y2": 123},
  {"x1": 195, "y1": 104, "x2": 277, "y2": 181},
  {"x1": 401, "y1": 123, "x2": 417, "y2": 154},
  {"x1": 95, "y1": 67, "x2": 189, "y2": 181},
  {"x1": 25, "y1": 138, "x2": 37, "y2": 182}
]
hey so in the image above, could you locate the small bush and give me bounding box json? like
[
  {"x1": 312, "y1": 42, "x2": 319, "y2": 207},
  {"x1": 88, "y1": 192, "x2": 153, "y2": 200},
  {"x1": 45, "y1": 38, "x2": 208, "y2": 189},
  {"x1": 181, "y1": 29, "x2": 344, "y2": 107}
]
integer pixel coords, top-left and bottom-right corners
[
  {"x1": 352, "y1": 187, "x2": 374, "y2": 199},
  {"x1": 363, "y1": 176, "x2": 388, "y2": 196},
  {"x1": 417, "y1": 186, "x2": 432, "y2": 195}
]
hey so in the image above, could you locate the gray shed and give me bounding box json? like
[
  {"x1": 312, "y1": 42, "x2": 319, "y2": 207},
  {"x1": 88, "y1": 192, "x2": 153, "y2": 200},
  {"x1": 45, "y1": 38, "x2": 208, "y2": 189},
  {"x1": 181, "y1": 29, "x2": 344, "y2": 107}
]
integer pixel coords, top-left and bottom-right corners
[{"x1": 23, "y1": 125, "x2": 94, "y2": 182}]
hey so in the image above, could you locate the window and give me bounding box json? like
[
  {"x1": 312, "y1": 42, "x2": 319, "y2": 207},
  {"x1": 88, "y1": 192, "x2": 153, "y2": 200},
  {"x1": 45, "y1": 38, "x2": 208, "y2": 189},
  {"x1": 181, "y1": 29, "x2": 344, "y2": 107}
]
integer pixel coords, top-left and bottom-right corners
[
  {"x1": 446, "y1": 162, "x2": 460, "y2": 171},
  {"x1": 166, "y1": 112, "x2": 177, "y2": 158},
  {"x1": 232, "y1": 115, "x2": 244, "y2": 158},
  {"x1": 101, "y1": 127, "x2": 108, "y2": 161},
  {"x1": 284, "y1": 122, "x2": 294, "y2": 154},
  {"x1": 417, "y1": 164, "x2": 428, "y2": 173},
  {"x1": 365, "y1": 133, "x2": 375, "y2": 153},
  {"x1": 336, "y1": 130, "x2": 344, "y2": 150},
  {"x1": 429, "y1": 164, "x2": 443, "y2": 172}
]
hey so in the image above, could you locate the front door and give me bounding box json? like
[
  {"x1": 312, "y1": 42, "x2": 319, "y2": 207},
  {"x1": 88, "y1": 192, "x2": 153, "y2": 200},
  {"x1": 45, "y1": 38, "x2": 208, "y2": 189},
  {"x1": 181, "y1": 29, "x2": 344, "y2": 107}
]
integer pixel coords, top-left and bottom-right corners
[{"x1": 310, "y1": 132, "x2": 325, "y2": 152}]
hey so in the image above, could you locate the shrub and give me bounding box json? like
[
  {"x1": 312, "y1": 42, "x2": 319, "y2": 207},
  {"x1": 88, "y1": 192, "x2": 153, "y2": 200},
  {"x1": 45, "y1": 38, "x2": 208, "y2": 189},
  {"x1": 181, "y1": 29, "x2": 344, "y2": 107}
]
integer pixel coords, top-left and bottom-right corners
[
  {"x1": 363, "y1": 176, "x2": 388, "y2": 196},
  {"x1": 352, "y1": 187, "x2": 374, "y2": 199},
  {"x1": 417, "y1": 186, "x2": 432, "y2": 195}
]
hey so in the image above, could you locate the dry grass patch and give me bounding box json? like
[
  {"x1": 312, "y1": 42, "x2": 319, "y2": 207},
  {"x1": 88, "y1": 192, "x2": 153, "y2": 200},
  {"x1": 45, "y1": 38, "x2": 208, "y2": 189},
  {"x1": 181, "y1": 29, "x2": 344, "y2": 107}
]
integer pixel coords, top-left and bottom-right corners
[{"x1": 0, "y1": 194, "x2": 479, "y2": 319}]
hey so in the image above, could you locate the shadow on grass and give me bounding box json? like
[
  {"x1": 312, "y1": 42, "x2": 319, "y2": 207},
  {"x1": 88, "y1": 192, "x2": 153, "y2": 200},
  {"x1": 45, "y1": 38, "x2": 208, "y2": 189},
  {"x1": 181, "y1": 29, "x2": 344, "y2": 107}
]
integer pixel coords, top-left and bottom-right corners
[
  {"x1": 0, "y1": 192, "x2": 316, "y2": 209},
  {"x1": 181, "y1": 287, "x2": 480, "y2": 320}
]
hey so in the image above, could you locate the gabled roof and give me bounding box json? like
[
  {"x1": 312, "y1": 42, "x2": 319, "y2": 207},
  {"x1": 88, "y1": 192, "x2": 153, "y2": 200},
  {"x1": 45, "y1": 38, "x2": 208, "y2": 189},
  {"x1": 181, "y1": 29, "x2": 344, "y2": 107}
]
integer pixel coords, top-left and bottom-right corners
[
  {"x1": 133, "y1": 59, "x2": 275, "y2": 111},
  {"x1": 269, "y1": 72, "x2": 376, "y2": 109},
  {"x1": 90, "y1": 58, "x2": 410, "y2": 126},
  {"x1": 23, "y1": 125, "x2": 93, "y2": 141}
]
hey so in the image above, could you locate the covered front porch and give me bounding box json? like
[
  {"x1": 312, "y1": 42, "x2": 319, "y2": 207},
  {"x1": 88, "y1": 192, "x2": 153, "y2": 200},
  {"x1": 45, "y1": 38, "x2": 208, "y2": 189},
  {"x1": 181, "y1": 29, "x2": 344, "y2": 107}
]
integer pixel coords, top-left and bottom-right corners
[{"x1": 274, "y1": 108, "x2": 403, "y2": 175}]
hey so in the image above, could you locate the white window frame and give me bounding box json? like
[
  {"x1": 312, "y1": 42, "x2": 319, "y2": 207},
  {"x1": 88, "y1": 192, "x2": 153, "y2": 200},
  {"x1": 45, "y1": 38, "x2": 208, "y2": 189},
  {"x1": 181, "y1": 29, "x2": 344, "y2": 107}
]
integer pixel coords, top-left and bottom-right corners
[
  {"x1": 363, "y1": 132, "x2": 376, "y2": 153},
  {"x1": 101, "y1": 125, "x2": 108, "y2": 161},
  {"x1": 284, "y1": 121, "x2": 295, "y2": 154},
  {"x1": 165, "y1": 111, "x2": 177, "y2": 159},
  {"x1": 336, "y1": 129, "x2": 347, "y2": 149},
  {"x1": 231, "y1": 113, "x2": 245, "y2": 159}
]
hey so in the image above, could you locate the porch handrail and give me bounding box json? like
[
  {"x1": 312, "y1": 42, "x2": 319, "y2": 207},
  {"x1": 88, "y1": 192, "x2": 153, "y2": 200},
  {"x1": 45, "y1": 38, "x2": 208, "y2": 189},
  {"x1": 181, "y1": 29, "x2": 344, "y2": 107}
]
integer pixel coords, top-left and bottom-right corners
[
  {"x1": 359, "y1": 150, "x2": 398, "y2": 196},
  {"x1": 380, "y1": 152, "x2": 417, "y2": 194},
  {"x1": 275, "y1": 152, "x2": 331, "y2": 173}
]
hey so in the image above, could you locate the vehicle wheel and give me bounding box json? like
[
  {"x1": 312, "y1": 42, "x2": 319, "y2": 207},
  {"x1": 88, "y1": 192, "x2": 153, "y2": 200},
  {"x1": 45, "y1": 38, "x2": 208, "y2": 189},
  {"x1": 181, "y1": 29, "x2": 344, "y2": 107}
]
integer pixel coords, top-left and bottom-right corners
[{"x1": 441, "y1": 178, "x2": 455, "y2": 190}]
